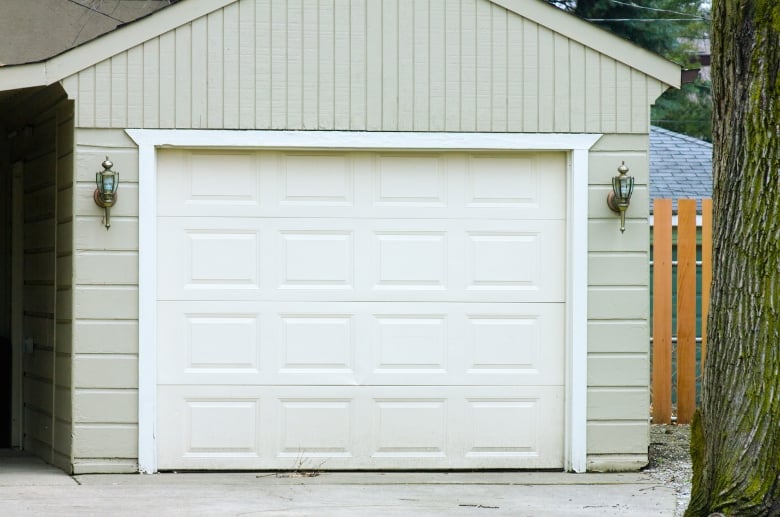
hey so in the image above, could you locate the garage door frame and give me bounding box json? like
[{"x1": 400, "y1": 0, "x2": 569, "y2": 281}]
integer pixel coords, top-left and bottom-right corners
[{"x1": 128, "y1": 129, "x2": 601, "y2": 474}]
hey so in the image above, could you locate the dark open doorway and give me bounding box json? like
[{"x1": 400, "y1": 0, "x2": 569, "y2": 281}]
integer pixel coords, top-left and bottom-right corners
[
  {"x1": 0, "y1": 337, "x2": 10, "y2": 447},
  {"x1": 0, "y1": 152, "x2": 12, "y2": 448}
]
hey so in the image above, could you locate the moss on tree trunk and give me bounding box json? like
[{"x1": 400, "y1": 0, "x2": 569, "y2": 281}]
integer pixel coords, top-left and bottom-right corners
[{"x1": 686, "y1": 1, "x2": 780, "y2": 515}]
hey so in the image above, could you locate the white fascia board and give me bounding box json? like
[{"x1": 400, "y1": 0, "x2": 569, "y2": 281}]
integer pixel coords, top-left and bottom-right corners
[
  {"x1": 0, "y1": 63, "x2": 47, "y2": 90},
  {"x1": 490, "y1": 0, "x2": 681, "y2": 88},
  {"x1": 127, "y1": 129, "x2": 599, "y2": 474},
  {"x1": 127, "y1": 130, "x2": 602, "y2": 151},
  {"x1": 0, "y1": 0, "x2": 234, "y2": 91}
]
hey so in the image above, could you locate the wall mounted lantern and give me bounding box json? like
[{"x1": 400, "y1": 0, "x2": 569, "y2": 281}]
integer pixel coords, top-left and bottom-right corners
[
  {"x1": 94, "y1": 157, "x2": 119, "y2": 230},
  {"x1": 606, "y1": 161, "x2": 634, "y2": 233}
]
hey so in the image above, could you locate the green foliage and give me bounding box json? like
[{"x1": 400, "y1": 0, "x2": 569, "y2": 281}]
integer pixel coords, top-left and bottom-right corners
[
  {"x1": 544, "y1": 0, "x2": 713, "y2": 141},
  {"x1": 652, "y1": 79, "x2": 712, "y2": 141},
  {"x1": 545, "y1": 0, "x2": 707, "y2": 64}
]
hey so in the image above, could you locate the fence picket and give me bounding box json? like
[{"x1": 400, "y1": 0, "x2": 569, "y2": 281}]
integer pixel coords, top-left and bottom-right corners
[
  {"x1": 676, "y1": 200, "x2": 698, "y2": 424},
  {"x1": 652, "y1": 199, "x2": 673, "y2": 424}
]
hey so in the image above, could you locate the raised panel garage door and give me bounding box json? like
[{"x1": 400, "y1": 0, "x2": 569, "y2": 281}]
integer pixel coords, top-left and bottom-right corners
[{"x1": 156, "y1": 149, "x2": 567, "y2": 470}]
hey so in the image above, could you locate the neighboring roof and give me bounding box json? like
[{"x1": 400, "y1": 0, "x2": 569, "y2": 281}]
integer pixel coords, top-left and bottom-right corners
[
  {"x1": 649, "y1": 126, "x2": 712, "y2": 214},
  {"x1": 0, "y1": 0, "x2": 680, "y2": 92}
]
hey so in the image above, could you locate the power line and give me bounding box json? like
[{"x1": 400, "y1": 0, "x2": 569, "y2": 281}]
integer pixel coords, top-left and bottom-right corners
[
  {"x1": 63, "y1": 0, "x2": 125, "y2": 23},
  {"x1": 587, "y1": 18, "x2": 706, "y2": 22},
  {"x1": 611, "y1": 0, "x2": 707, "y2": 19}
]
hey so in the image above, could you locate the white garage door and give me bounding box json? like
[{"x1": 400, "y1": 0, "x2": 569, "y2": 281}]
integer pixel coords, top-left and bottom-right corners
[{"x1": 155, "y1": 149, "x2": 567, "y2": 470}]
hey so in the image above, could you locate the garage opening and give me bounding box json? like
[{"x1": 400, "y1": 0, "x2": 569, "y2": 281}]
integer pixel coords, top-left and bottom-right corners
[
  {"x1": 154, "y1": 148, "x2": 568, "y2": 470},
  {"x1": 0, "y1": 160, "x2": 11, "y2": 448},
  {"x1": 0, "y1": 85, "x2": 75, "y2": 473}
]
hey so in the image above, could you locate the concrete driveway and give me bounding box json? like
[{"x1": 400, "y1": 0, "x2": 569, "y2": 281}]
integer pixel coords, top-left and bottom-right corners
[{"x1": 0, "y1": 452, "x2": 677, "y2": 516}]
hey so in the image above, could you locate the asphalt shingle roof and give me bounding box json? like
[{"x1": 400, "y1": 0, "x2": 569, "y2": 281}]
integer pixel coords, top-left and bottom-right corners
[{"x1": 649, "y1": 125, "x2": 712, "y2": 214}]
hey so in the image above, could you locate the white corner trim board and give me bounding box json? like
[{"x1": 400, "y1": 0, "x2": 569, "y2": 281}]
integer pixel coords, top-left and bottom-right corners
[{"x1": 127, "y1": 129, "x2": 600, "y2": 474}]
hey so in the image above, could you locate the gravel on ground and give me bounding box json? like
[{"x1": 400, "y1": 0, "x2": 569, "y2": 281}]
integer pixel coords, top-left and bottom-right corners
[{"x1": 645, "y1": 424, "x2": 692, "y2": 517}]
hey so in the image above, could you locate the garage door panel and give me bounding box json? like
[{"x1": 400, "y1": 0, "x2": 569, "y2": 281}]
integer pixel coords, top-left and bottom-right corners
[
  {"x1": 157, "y1": 385, "x2": 563, "y2": 470},
  {"x1": 279, "y1": 153, "x2": 355, "y2": 207},
  {"x1": 157, "y1": 219, "x2": 264, "y2": 296},
  {"x1": 157, "y1": 306, "x2": 266, "y2": 385},
  {"x1": 158, "y1": 301, "x2": 562, "y2": 386},
  {"x1": 279, "y1": 230, "x2": 355, "y2": 290},
  {"x1": 373, "y1": 154, "x2": 448, "y2": 207},
  {"x1": 157, "y1": 150, "x2": 263, "y2": 217},
  {"x1": 158, "y1": 150, "x2": 565, "y2": 221},
  {"x1": 158, "y1": 218, "x2": 564, "y2": 303}
]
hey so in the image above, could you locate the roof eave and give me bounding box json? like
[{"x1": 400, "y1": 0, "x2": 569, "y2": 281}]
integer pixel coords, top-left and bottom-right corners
[
  {"x1": 491, "y1": 0, "x2": 682, "y2": 88},
  {"x1": 0, "y1": 0, "x2": 234, "y2": 90},
  {"x1": 0, "y1": 63, "x2": 48, "y2": 90}
]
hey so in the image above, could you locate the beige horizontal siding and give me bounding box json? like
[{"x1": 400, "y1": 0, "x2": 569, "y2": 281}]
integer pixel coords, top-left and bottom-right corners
[
  {"x1": 588, "y1": 186, "x2": 649, "y2": 220},
  {"x1": 53, "y1": 417, "x2": 72, "y2": 456},
  {"x1": 587, "y1": 355, "x2": 649, "y2": 387},
  {"x1": 589, "y1": 220, "x2": 649, "y2": 251},
  {"x1": 56, "y1": 323, "x2": 73, "y2": 354},
  {"x1": 63, "y1": 0, "x2": 669, "y2": 133},
  {"x1": 73, "y1": 287, "x2": 138, "y2": 320},
  {"x1": 72, "y1": 424, "x2": 137, "y2": 458},
  {"x1": 74, "y1": 390, "x2": 138, "y2": 423},
  {"x1": 588, "y1": 287, "x2": 649, "y2": 320},
  {"x1": 72, "y1": 459, "x2": 138, "y2": 475},
  {"x1": 588, "y1": 253, "x2": 648, "y2": 286},
  {"x1": 587, "y1": 422, "x2": 648, "y2": 455},
  {"x1": 73, "y1": 355, "x2": 139, "y2": 389},
  {"x1": 587, "y1": 454, "x2": 648, "y2": 473},
  {"x1": 587, "y1": 388, "x2": 648, "y2": 420},
  {"x1": 588, "y1": 321, "x2": 648, "y2": 354},
  {"x1": 73, "y1": 320, "x2": 138, "y2": 354},
  {"x1": 74, "y1": 252, "x2": 138, "y2": 285},
  {"x1": 74, "y1": 219, "x2": 138, "y2": 252}
]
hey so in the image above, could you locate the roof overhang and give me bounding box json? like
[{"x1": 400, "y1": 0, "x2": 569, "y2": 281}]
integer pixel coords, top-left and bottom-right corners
[
  {"x1": 0, "y1": 0, "x2": 234, "y2": 91},
  {"x1": 0, "y1": 0, "x2": 681, "y2": 93}
]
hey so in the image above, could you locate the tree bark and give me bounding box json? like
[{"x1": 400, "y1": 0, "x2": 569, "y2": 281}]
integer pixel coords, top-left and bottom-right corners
[{"x1": 686, "y1": 1, "x2": 780, "y2": 516}]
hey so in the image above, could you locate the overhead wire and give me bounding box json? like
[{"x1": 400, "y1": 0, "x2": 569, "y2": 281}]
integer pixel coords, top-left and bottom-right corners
[
  {"x1": 587, "y1": 18, "x2": 707, "y2": 22},
  {"x1": 611, "y1": 0, "x2": 706, "y2": 18},
  {"x1": 604, "y1": 0, "x2": 710, "y2": 21}
]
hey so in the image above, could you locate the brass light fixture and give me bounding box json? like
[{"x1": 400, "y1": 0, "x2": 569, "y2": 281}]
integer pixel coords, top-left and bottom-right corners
[
  {"x1": 94, "y1": 157, "x2": 119, "y2": 230},
  {"x1": 606, "y1": 161, "x2": 634, "y2": 233}
]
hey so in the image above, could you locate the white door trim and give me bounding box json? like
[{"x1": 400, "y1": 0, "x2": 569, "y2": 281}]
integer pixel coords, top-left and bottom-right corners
[{"x1": 127, "y1": 129, "x2": 599, "y2": 474}]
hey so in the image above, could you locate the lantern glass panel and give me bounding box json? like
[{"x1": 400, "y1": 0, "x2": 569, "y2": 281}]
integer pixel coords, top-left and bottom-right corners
[
  {"x1": 619, "y1": 176, "x2": 633, "y2": 199},
  {"x1": 102, "y1": 173, "x2": 116, "y2": 194}
]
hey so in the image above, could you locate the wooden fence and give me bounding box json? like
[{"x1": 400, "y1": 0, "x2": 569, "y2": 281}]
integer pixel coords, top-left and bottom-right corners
[{"x1": 651, "y1": 198, "x2": 712, "y2": 424}]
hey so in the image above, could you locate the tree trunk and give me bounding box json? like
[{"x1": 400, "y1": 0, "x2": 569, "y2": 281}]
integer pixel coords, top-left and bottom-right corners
[{"x1": 686, "y1": 1, "x2": 780, "y2": 516}]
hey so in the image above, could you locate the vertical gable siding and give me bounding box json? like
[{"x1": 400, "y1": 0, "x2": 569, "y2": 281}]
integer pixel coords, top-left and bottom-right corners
[{"x1": 65, "y1": 0, "x2": 666, "y2": 133}]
